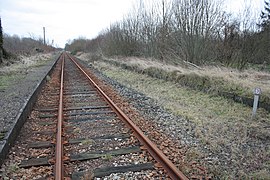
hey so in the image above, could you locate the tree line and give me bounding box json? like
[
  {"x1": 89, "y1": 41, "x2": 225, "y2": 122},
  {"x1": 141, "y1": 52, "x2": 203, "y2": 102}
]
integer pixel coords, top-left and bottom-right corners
[
  {"x1": 65, "y1": 0, "x2": 270, "y2": 70},
  {"x1": 3, "y1": 34, "x2": 54, "y2": 55},
  {"x1": 0, "y1": 17, "x2": 55, "y2": 64}
]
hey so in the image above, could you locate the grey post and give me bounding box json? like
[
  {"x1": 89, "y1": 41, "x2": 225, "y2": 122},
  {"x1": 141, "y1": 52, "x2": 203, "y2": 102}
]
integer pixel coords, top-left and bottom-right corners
[
  {"x1": 252, "y1": 87, "x2": 261, "y2": 118},
  {"x1": 43, "y1": 27, "x2": 46, "y2": 45}
]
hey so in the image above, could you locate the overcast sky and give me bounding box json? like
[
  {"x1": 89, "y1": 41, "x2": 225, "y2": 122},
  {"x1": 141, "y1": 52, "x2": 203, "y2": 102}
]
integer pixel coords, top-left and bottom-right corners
[{"x1": 0, "y1": 0, "x2": 265, "y2": 48}]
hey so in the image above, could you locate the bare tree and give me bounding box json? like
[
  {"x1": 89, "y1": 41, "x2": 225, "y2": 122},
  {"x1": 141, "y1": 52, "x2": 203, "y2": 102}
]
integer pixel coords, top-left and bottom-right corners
[
  {"x1": 171, "y1": 0, "x2": 225, "y2": 64},
  {"x1": 154, "y1": 0, "x2": 173, "y2": 60},
  {"x1": 66, "y1": 0, "x2": 269, "y2": 69},
  {"x1": 138, "y1": 0, "x2": 159, "y2": 57},
  {"x1": 3, "y1": 32, "x2": 55, "y2": 55}
]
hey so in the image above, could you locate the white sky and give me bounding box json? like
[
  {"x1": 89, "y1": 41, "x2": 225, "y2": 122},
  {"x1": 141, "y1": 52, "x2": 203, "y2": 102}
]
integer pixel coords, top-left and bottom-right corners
[{"x1": 0, "y1": 0, "x2": 265, "y2": 48}]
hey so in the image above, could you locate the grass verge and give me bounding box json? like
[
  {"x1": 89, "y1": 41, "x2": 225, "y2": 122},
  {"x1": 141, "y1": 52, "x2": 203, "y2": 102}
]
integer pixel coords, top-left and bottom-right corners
[
  {"x1": 90, "y1": 61, "x2": 270, "y2": 178},
  {"x1": 0, "y1": 73, "x2": 24, "y2": 91},
  {"x1": 87, "y1": 56, "x2": 270, "y2": 112}
]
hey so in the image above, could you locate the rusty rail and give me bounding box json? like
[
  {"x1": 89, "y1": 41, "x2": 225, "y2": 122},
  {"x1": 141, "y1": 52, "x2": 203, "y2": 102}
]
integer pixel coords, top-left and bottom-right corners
[
  {"x1": 55, "y1": 53, "x2": 64, "y2": 179},
  {"x1": 66, "y1": 53, "x2": 188, "y2": 180}
]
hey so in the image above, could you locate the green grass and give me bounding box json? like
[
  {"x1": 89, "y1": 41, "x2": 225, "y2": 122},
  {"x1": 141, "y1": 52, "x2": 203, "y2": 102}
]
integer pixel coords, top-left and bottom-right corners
[
  {"x1": 8, "y1": 163, "x2": 19, "y2": 173},
  {"x1": 0, "y1": 54, "x2": 54, "y2": 91},
  {"x1": 101, "y1": 153, "x2": 113, "y2": 161},
  {"x1": 0, "y1": 131, "x2": 6, "y2": 140},
  {"x1": 29, "y1": 58, "x2": 51, "y2": 68},
  {"x1": 81, "y1": 139, "x2": 94, "y2": 145},
  {"x1": 92, "y1": 61, "x2": 270, "y2": 178},
  {"x1": 0, "y1": 73, "x2": 24, "y2": 90}
]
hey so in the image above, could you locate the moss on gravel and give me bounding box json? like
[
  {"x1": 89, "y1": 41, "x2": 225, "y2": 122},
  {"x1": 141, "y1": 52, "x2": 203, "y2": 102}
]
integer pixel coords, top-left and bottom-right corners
[{"x1": 0, "y1": 73, "x2": 24, "y2": 91}]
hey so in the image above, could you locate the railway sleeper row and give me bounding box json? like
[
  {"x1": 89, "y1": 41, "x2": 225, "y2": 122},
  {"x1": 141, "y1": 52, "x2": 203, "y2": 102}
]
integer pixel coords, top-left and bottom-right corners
[
  {"x1": 1, "y1": 53, "x2": 170, "y2": 179},
  {"x1": 0, "y1": 52, "x2": 167, "y2": 179}
]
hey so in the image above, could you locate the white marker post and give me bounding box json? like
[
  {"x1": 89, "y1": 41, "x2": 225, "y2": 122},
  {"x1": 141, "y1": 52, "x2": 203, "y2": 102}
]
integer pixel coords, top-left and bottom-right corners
[{"x1": 252, "y1": 87, "x2": 261, "y2": 119}]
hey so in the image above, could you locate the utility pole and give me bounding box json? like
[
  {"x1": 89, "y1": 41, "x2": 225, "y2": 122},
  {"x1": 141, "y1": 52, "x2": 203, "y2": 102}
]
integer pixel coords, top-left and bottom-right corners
[{"x1": 43, "y1": 27, "x2": 46, "y2": 45}]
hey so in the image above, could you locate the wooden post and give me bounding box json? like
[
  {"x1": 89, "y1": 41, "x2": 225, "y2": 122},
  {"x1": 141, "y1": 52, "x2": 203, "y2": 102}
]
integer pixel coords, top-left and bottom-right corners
[{"x1": 43, "y1": 27, "x2": 46, "y2": 45}]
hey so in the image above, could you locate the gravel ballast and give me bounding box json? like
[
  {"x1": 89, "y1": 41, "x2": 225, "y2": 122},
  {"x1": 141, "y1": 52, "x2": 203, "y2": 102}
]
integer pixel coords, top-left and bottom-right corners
[
  {"x1": 0, "y1": 55, "x2": 169, "y2": 179},
  {"x1": 75, "y1": 58, "x2": 210, "y2": 178},
  {"x1": 87, "y1": 65, "x2": 198, "y2": 147}
]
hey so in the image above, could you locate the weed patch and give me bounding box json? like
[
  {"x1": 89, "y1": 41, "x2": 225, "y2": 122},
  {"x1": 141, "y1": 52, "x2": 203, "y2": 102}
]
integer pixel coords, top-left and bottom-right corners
[
  {"x1": 0, "y1": 131, "x2": 6, "y2": 140},
  {"x1": 101, "y1": 153, "x2": 113, "y2": 161}
]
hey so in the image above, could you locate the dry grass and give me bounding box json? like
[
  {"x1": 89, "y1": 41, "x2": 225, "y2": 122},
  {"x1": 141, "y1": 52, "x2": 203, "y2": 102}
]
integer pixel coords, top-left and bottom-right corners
[
  {"x1": 87, "y1": 60, "x2": 270, "y2": 178},
  {"x1": 0, "y1": 53, "x2": 53, "y2": 90},
  {"x1": 78, "y1": 53, "x2": 270, "y2": 110},
  {"x1": 0, "y1": 53, "x2": 52, "y2": 73},
  {"x1": 107, "y1": 56, "x2": 270, "y2": 95}
]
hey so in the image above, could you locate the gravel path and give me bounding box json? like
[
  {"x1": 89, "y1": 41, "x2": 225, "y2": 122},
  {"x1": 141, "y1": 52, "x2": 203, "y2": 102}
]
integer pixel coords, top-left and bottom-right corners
[{"x1": 0, "y1": 53, "x2": 59, "y2": 139}]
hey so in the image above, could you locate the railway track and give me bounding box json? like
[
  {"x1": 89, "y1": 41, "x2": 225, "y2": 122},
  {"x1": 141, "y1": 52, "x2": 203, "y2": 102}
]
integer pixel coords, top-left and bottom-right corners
[{"x1": 1, "y1": 52, "x2": 188, "y2": 179}]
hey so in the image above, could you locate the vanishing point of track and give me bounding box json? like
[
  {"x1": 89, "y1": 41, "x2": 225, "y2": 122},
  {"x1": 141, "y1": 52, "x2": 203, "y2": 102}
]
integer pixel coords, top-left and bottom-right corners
[{"x1": 2, "y1": 52, "x2": 188, "y2": 179}]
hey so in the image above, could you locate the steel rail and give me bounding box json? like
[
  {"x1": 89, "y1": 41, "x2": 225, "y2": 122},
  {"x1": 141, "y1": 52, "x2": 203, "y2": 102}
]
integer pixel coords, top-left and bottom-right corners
[
  {"x1": 55, "y1": 53, "x2": 65, "y2": 180},
  {"x1": 66, "y1": 53, "x2": 189, "y2": 180}
]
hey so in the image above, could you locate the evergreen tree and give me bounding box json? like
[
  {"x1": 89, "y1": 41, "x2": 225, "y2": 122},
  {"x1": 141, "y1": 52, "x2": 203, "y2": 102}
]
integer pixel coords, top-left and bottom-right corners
[
  {"x1": 258, "y1": 1, "x2": 270, "y2": 65},
  {"x1": 0, "y1": 17, "x2": 3, "y2": 63},
  {"x1": 260, "y1": 0, "x2": 270, "y2": 31}
]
